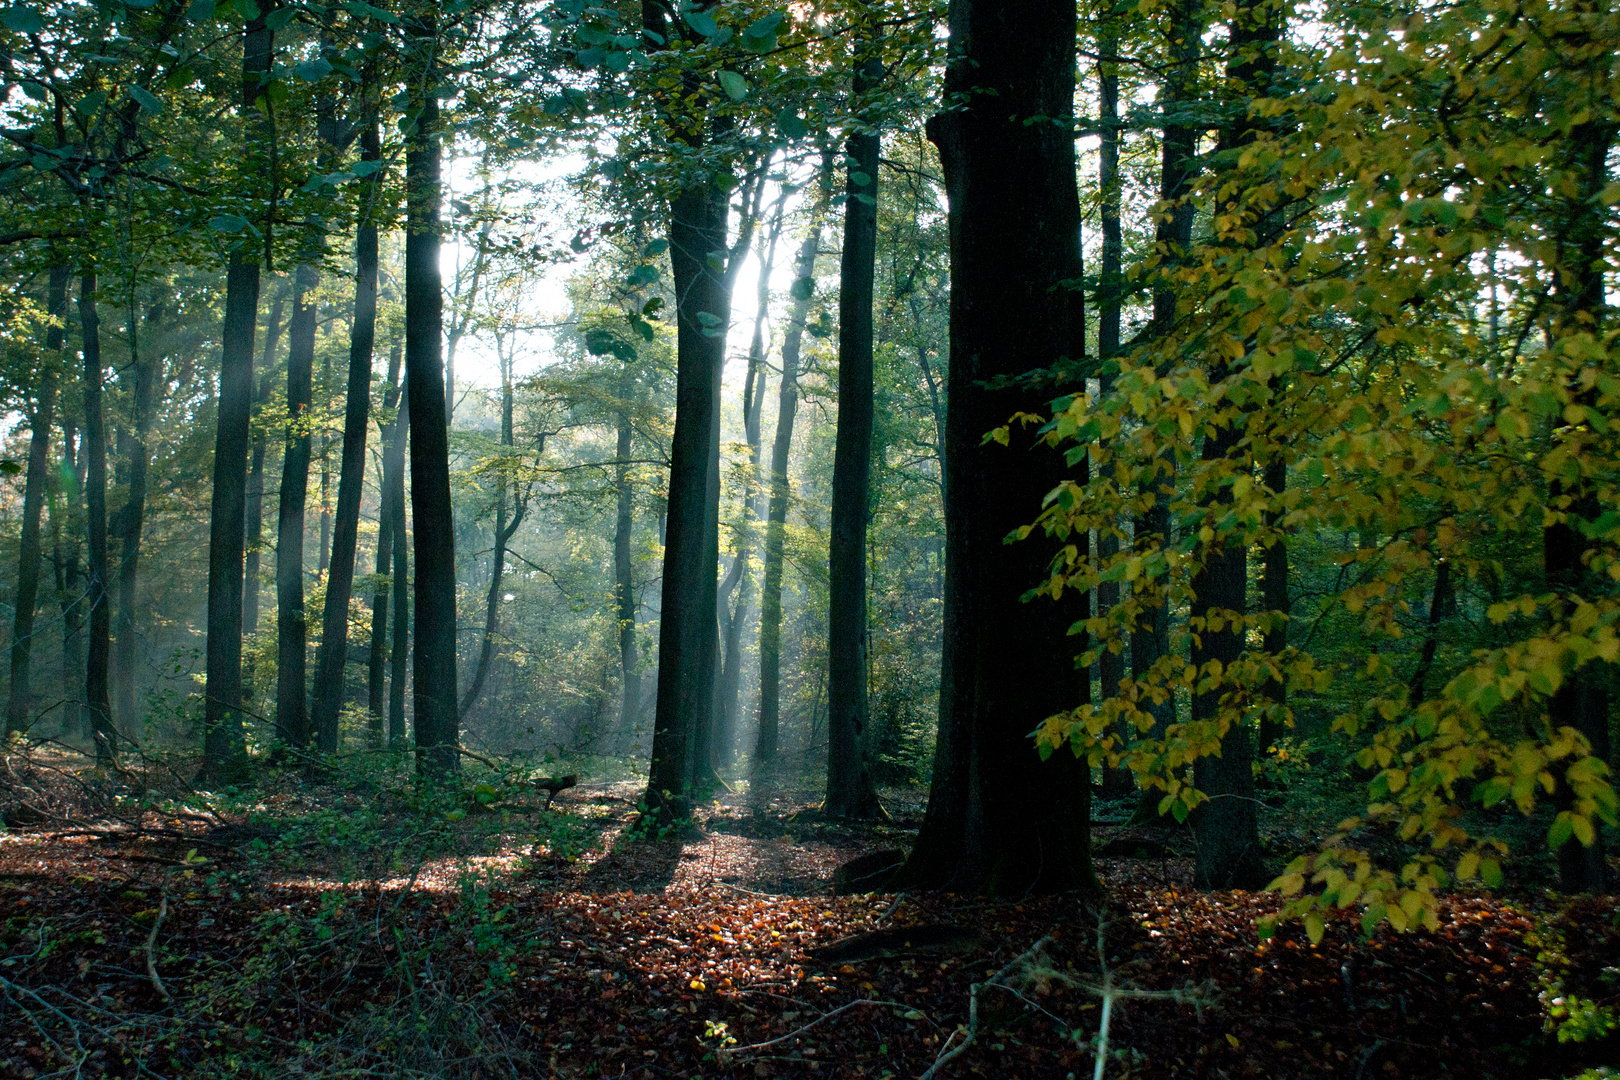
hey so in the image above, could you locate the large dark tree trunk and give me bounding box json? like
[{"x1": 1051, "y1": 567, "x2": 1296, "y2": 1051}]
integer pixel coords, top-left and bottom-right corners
[
  {"x1": 275, "y1": 264, "x2": 317, "y2": 748},
  {"x1": 310, "y1": 117, "x2": 382, "y2": 752},
  {"x1": 826, "y1": 50, "x2": 884, "y2": 820},
  {"x1": 905, "y1": 0, "x2": 1092, "y2": 893},
  {"x1": 1188, "y1": 0, "x2": 1279, "y2": 890},
  {"x1": 1548, "y1": 120, "x2": 1615, "y2": 894},
  {"x1": 755, "y1": 216, "x2": 826, "y2": 773},
  {"x1": 1257, "y1": 456, "x2": 1288, "y2": 756},
  {"x1": 405, "y1": 25, "x2": 458, "y2": 774},
  {"x1": 6, "y1": 265, "x2": 69, "y2": 740},
  {"x1": 202, "y1": 9, "x2": 271, "y2": 784},
  {"x1": 368, "y1": 342, "x2": 403, "y2": 741},
  {"x1": 647, "y1": 175, "x2": 730, "y2": 813},
  {"x1": 459, "y1": 345, "x2": 523, "y2": 719},
  {"x1": 244, "y1": 285, "x2": 287, "y2": 638},
  {"x1": 112, "y1": 304, "x2": 161, "y2": 733},
  {"x1": 78, "y1": 273, "x2": 114, "y2": 763}
]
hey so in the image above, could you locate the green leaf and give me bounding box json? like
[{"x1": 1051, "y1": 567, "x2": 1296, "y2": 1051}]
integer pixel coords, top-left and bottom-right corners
[
  {"x1": 2, "y1": 5, "x2": 43, "y2": 32},
  {"x1": 129, "y1": 85, "x2": 163, "y2": 114},
  {"x1": 209, "y1": 214, "x2": 250, "y2": 233},
  {"x1": 717, "y1": 70, "x2": 747, "y2": 101},
  {"x1": 294, "y1": 57, "x2": 333, "y2": 82},
  {"x1": 1479, "y1": 857, "x2": 1503, "y2": 888},
  {"x1": 789, "y1": 276, "x2": 815, "y2": 301},
  {"x1": 75, "y1": 90, "x2": 107, "y2": 119},
  {"x1": 683, "y1": 7, "x2": 718, "y2": 37},
  {"x1": 776, "y1": 110, "x2": 807, "y2": 141},
  {"x1": 642, "y1": 239, "x2": 668, "y2": 257},
  {"x1": 265, "y1": 4, "x2": 296, "y2": 30},
  {"x1": 185, "y1": 0, "x2": 215, "y2": 20},
  {"x1": 350, "y1": 158, "x2": 382, "y2": 177},
  {"x1": 1304, "y1": 912, "x2": 1325, "y2": 945},
  {"x1": 0, "y1": 459, "x2": 22, "y2": 476},
  {"x1": 20, "y1": 81, "x2": 47, "y2": 101}
]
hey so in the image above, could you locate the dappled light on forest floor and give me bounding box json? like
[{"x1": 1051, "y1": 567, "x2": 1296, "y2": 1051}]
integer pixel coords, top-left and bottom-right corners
[{"x1": 1, "y1": 764, "x2": 1614, "y2": 1080}]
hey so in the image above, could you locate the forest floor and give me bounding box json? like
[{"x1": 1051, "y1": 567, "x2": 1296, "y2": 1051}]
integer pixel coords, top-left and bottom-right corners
[{"x1": 0, "y1": 746, "x2": 1615, "y2": 1080}]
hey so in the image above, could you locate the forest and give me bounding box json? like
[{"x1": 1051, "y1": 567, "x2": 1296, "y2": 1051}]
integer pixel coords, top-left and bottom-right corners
[{"x1": 0, "y1": 0, "x2": 1616, "y2": 1076}]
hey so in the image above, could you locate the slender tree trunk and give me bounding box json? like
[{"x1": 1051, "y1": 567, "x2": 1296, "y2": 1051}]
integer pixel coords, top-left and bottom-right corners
[
  {"x1": 318, "y1": 352, "x2": 332, "y2": 579},
  {"x1": 716, "y1": 194, "x2": 785, "y2": 768},
  {"x1": 756, "y1": 213, "x2": 827, "y2": 772},
  {"x1": 826, "y1": 47, "x2": 884, "y2": 820},
  {"x1": 55, "y1": 422, "x2": 83, "y2": 727},
  {"x1": 405, "y1": 21, "x2": 459, "y2": 774},
  {"x1": 1095, "y1": 15, "x2": 1133, "y2": 800},
  {"x1": 6, "y1": 265, "x2": 68, "y2": 739},
  {"x1": 202, "y1": 8, "x2": 271, "y2": 784},
  {"x1": 614, "y1": 388, "x2": 639, "y2": 743},
  {"x1": 388, "y1": 427, "x2": 409, "y2": 747},
  {"x1": 905, "y1": 0, "x2": 1092, "y2": 894},
  {"x1": 310, "y1": 122, "x2": 382, "y2": 752},
  {"x1": 1257, "y1": 456, "x2": 1288, "y2": 755},
  {"x1": 1548, "y1": 120, "x2": 1615, "y2": 893},
  {"x1": 368, "y1": 342, "x2": 403, "y2": 740},
  {"x1": 275, "y1": 263, "x2": 317, "y2": 748},
  {"x1": 1130, "y1": 0, "x2": 1201, "y2": 821},
  {"x1": 458, "y1": 348, "x2": 522, "y2": 719},
  {"x1": 78, "y1": 272, "x2": 114, "y2": 763},
  {"x1": 245, "y1": 286, "x2": 286, "y2": 637},
  {"x1": 112, "y1": 305, "x2": 161, "y2": 733}
]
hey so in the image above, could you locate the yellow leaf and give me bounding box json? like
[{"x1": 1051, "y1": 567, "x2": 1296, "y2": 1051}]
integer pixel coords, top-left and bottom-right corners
[
  {"x1": 1304, "y1": 912, "x2": 1324, "y2": 945},
  {"x1": 1225, "y1": 1033, "x2": 1241, "y2": 1048}
]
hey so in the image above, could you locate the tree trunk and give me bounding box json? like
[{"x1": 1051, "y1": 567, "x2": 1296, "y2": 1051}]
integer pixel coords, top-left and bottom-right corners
[
  {"x1": 905, "y1": 0, "x2": 1093, "y2": 894},
  {"x1": 1257, "y1": 456, "x2": 1288, "y2": 755},
  {"x1": 275, "y1": 263, "x2": 317, "y2": 748},
  {"x1": 310, "y1": 122, "x2": 382, "y2": 752},
  {"x1": 1548, "y1": 120, "x2": 1615, "y2": 894},
  {"x1": 716, "y1": 192, "x2": 785, "y2": 768},
  {"x1": 405, "y1": 24, "x2": 459, "y2": 774},
  {"x1": 755, "y1": 214, "x2": 827, "y2": 773},
  {"x1": 112, "y1": 303, "x2": 161, "y2": 733},
  {"x1": 244, "y1": 285, "x2": 286, "y2": 637},
  {"x1": 458, "y1": 346, "x2": 522, "y2": 719},
  {"x1": 202, "y1": 8, "x2": 270, "y2": 784},
  {"x1": 614, "y1": 381, "x2": 639, "y2": 743},
  {"x1": 826, "y1": 47, "x2": 884, "y2": 820},
  {"x1": 388, "y1": 425, "x2": 410, "y2": 747},
  {"x1": 1130, "y1": 0, "x2": 1201, "y2": 821},
  {"x1": 1188, "y1": 0, "x2": 1278, "y2": 890},
  {"x1": 368, "y1": 342, "x2": 403, "y2": 740},
  {"x1": 6, "y1": 265, "x2": 68, "y2": 740},
  {"x1": 78, "y1": 273, "x2": 114, "y2": 763},
  {"x1": 54, "y1": 421, "x2": 83, "y2": 727},
  {"x1": 1095, "y1": 15, "x2": 1132, "y2": 800}
]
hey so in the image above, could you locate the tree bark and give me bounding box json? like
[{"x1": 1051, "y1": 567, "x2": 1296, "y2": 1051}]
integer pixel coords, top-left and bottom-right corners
[
  {"x1": 368, "y1": 342, "x2": 403, "y2": 741},
  {"x1": 5, "y1": 265, "x2": 68, "y2": 740},
  {"x1": 905, "y1": 0, "x2": 1092, "y2": 893},
  {"x1": 202, "y1": 8, "x2": 271, "y2": 784},
  {"x1": 1096, "y1": 15, "x2": 1132, "y2": 800},
  {"x1": 111, "y1": 303, "x2": 161, "y2": 733},
  {"x1": 78, "y1": 273, "x2": 114, "y2": 763},
  {"x1": 614, "y1": 374, "x2": 640, "y2": 744},
  {"x1": 405, "y1": 21, "x2": 459, "y2": 774},
  {"x1": 1257, "y1": 455, "x2": 1288, "y2": 755},
  {"x1": 755, "y1": 202, "x2": 827, "y2": 773},
  {"x1": 1188, "y1": 0, "x2": 1278, "y2": 890},
  {"x1": 54, "y1": 421, "x2": 83, "y2": 727},
  {"x1": 244, "y1": 285, "x2": 286, "y2": 637},
  {"x1": 458, "y1": 344, "x2": 522, "y2": 719},
  {"x1": 275, "y1": 263, "x2": 317, "y2": 748},
  {"x1": 826, "y1": 47, "x2": 885, "y2": 820},
  {"x1": 388, "y1": 423, "x2": 410, "y2": 748},
  {"x1": 309, "y1": 121, "x2": 382, "y2": 752},
  {"x1": 1547, "y1": 120, "x2": 1615, "y2": 893}
]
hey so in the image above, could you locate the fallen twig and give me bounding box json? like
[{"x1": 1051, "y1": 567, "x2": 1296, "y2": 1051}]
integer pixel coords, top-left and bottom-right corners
[
  {"x1": 145, "y1": 888, "x2": 172, "y2": 1003},
  {"x1": 918, "y1": 934, "x2": 1054, "y2": 1080},
  {"x1": 722, "y1": 999, "x2": 918, "y2": 1060}
]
